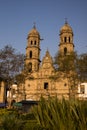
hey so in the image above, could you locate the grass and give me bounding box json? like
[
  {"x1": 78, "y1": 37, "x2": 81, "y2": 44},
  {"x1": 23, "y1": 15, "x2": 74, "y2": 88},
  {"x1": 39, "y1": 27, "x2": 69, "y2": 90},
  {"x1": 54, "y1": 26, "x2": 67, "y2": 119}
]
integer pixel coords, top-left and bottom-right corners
[
  {"x1": 32, "y1": 97, "x2": 87, "y2": 130},
  {"x1": 0, "y1": 97, "x2": 87, "y2": 130}
]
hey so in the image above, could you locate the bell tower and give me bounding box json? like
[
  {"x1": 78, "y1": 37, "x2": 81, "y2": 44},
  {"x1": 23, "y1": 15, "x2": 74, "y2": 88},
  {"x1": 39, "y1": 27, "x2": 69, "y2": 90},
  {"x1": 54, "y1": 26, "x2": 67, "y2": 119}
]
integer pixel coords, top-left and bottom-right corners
[
  {"x1": 59, "y1": 20, "x2": 74, "y2": 55},
  {"x1": 25, "y1": 25, "x2": 41, "y2": 72}
]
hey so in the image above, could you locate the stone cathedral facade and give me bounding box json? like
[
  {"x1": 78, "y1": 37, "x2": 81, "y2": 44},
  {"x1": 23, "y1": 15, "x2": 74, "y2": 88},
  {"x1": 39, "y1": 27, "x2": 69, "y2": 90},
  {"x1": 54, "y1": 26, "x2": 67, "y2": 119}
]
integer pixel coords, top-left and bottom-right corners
[
  {"x1": 23, "y1": 21, "x2": 74, "y2": 101},
  {"x1": 5, "y1": 21, "x2": 75, "y2": 104}
]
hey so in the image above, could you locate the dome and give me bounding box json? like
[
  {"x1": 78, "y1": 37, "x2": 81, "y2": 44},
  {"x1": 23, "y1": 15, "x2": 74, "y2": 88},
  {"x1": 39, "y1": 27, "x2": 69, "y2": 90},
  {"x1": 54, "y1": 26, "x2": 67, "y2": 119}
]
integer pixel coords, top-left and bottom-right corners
[
  {"x1": 28, "y1": 25, "x2": 40, "y2": 38},
  {"x1": 60, "y1": 21, "x2": 73, "y2": 34}
]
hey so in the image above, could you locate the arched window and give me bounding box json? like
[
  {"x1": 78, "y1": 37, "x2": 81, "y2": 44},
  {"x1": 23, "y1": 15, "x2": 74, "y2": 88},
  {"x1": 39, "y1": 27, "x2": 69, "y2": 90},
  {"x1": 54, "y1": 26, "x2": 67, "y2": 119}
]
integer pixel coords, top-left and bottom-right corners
[
  {"x1": 34, "y1": 40, "x2": 36, "y2": 45},
  {"x1": 69, "y1": 37, "x2": 70, "y2": 42},
  {"x1": 30, "y1": 51, "x2": 32, "y2": 58},
  {"x1": 44, "y1": 82, "x2": 48, "y2": 89},
  {"x1": 31, "y1": 41, "x2": 33, "y2": 45},
  {"x1": 64, "y1": 37, "x2": 67, "y2": 43},
  {"x1": 28, "y1": 62, "x2": 32, "y2": 72},
  {"x1": 64, "y1": 47, "x2": 67, "y2": 56}
]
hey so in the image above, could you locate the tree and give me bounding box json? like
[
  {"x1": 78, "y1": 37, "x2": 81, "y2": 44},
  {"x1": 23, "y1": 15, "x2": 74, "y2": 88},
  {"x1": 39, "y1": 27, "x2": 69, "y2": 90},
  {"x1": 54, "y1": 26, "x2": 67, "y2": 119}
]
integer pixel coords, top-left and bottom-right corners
[
  {"x1": 54, "y1": 51, "x2": 87, "y2": 83},
  {"x1": 77, "y1": 53, "x2": 87, "y2": 82},
  {"x1": 0, "y1": 45, "x2": 25, "y2": 86},
  {"x1": 54, "y1": 51, "x2": 79, "y2": 98},
  {"x1": 54, "y1": 51, "x2": 77, "y2": 72}
]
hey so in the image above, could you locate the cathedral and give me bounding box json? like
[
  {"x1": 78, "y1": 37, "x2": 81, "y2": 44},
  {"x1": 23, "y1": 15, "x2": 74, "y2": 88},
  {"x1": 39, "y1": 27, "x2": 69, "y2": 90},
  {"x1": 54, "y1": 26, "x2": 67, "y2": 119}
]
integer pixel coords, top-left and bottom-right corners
[
  {"x1": 4, "y1": 21, "x2": 76, "y2": 105},
  {"x1": 22, "y1": 21, "x2": 75, "y2": 101}
]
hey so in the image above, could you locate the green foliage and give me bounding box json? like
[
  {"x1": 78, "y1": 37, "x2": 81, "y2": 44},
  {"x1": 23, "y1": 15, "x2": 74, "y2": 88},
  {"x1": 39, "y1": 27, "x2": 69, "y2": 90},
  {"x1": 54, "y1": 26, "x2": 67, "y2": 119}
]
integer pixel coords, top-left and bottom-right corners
[
  {"x1": 0, "y1": 45, "x2": 24, "y2": 82},
  {"x1": 54, "y1": 51, "x2": 87, "y2": 82},
  {"x1": 15, "y1": 73, "x2": 25, "y2": 84},
  {"x1": 0, "y1": 98, "x2": 87, "y2": 130},
  {"x1": 77, "y1": 53, "x2": 87, "y2": 81},
  {"x1": 32, "y1": 97, "x2": 87, "y2": 130},
  {"x1": 20, "y1": 113, "x2": 35, "y2": 120},
  {"x1": 54, "y1": 51, "x2": 77, "y2": 72},
  {"x1": 0, "y1": 109, "x2": 23, "y2": 130},
  {"x1": 23, "y1": 120, "x2": 45, "y2": 130},
  {"x1": 0, "y1": 109, "x2": 44, "y2": 130}
]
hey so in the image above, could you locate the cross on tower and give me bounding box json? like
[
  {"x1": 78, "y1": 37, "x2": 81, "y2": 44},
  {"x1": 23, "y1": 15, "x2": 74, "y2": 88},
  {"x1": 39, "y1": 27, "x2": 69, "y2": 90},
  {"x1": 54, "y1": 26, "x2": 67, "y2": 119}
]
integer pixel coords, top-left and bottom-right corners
[{"x1": 33, "y1": 22, "x2": 36, "y2": 29}]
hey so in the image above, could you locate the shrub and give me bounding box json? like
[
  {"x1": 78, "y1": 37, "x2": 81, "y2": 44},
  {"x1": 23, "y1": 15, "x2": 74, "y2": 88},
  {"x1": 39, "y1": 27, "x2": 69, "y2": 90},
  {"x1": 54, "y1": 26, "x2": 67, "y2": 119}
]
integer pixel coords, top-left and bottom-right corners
[
  {"x1": 0, "y1": 109, "x2": 23, "y2": 130},
  {"x1": 32, "y1": 97, "x2": 87, "y2": 130},
  {"x1": 0, "y1": 98, "x2": 87, "y2": 130}
]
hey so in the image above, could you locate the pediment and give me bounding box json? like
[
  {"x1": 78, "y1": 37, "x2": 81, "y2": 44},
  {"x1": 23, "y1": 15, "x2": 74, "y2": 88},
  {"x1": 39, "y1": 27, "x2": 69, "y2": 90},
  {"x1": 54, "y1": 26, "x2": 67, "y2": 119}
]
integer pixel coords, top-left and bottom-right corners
[{"x1": 39, "y1": 50, "x2": 55, "y2": 75}]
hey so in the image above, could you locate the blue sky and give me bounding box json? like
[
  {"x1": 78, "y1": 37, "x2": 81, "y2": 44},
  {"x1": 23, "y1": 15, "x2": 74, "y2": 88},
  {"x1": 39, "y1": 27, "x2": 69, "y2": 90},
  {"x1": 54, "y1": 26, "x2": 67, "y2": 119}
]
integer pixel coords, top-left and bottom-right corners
[{"x1": 0, "y1": 0, "x2": 87, "y2": 60}]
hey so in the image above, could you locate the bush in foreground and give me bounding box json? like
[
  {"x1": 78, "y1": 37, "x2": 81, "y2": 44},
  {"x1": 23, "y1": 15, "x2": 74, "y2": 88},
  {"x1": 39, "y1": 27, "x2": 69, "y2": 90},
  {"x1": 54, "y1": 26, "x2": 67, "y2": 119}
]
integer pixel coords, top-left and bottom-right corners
[
  {"x1": 32, "y1": 97, "x2": 87, "y2": 130},
  {"x1": 0, "y1": 97, "x2": 87, "y2": 130}
]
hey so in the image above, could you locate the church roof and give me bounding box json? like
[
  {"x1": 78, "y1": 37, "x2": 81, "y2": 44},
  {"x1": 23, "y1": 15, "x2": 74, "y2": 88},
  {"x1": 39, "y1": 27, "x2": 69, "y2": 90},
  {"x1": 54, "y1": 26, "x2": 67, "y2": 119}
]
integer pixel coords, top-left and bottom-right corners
[
  {"x1": 28, "y1": 24, "x2": 40, "y2": 38},
  {"x1": 60, "y1": 21, "x2": 73, "y2": 34},
  {"x1": 40, "y1": 49, "x2": 55, "y2": 72},
  {"x1": 42, "y1": 49, "x2": 53, "y2": 64}
]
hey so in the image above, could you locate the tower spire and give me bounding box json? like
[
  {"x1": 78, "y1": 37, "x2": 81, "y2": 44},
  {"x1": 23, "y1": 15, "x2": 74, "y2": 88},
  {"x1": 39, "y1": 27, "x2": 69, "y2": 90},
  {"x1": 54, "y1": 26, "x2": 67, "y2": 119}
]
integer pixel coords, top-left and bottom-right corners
[
  {"x1": 26, "y1": 23, "x2": 40, "y2": 72},
  {"x1": 65, "y1": 18, "x2": 68, "y2": 24},
  {"x1": 33, "y1": 22, "x2": 36, "y2": 29}
]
